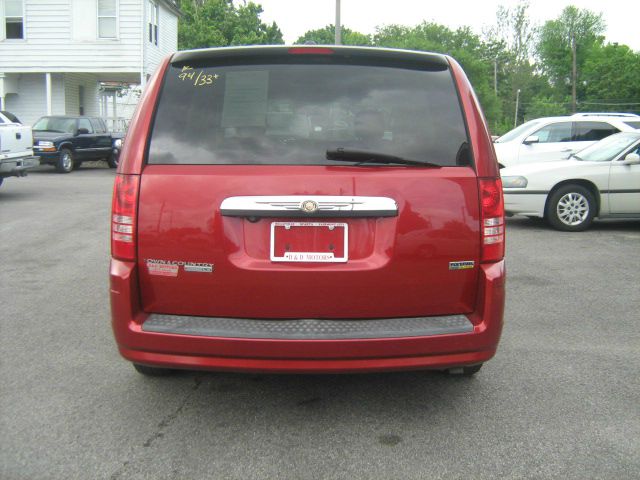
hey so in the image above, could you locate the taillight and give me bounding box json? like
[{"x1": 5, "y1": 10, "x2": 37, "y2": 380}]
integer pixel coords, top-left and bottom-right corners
[
  {"x1": 479, "y1": 178, "x2": 505, "y2": 263},
  {"x1": 288, "y1": 47, "x2": 335, "y2": 55},
  {"x1": 111, "y1": 174, "x2": 140, "y2": 261}
]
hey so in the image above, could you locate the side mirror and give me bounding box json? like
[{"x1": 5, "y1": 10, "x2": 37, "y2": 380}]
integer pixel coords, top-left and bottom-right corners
[
  {"x1": 77, "y1": 128, "x2": 90, "y2": 135},
  {"x1": 621, "y1": 152, "x2": 640, "y2": 165},
  {"x1": 523, "y1": 135, "x2": 539, "y2": 145}
]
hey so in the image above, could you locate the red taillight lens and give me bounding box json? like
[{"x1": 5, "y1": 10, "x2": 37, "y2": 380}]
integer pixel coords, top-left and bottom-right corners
[
  {"x1": 288, "y1": 47, "x2": 335, "y2": 55},
  {"x1": 479, "y1": 178, "x2": 505, "y2": 263},
  {"x1": 111, "y1": 174, "x2": 139, "y2": 261}
]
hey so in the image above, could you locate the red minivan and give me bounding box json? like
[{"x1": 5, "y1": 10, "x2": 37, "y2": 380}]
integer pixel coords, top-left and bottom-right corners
[{"x1": 110, "y1": 46, "x2": 505, "y2": 376}]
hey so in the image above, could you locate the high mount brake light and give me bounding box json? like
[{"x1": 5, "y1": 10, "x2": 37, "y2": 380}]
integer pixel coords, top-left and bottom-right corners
[
  {"x1": 479, "y1": 178, "x2": 505, "y2": 263},
  {"x1": 111, "y1": 174, "x2": 140, "y2": 261},
  {"x1": 288, "y1": 47, "x2": 335, "y2": 55}
]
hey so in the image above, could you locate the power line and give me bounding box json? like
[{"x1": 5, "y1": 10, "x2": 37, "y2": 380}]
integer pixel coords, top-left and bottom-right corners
[
  {"x1": 581, "y1": 101, "x2": 640, "y2": 106},
  {"x1": 519, "y1": 100, "x2": 640, "y2": 106}
]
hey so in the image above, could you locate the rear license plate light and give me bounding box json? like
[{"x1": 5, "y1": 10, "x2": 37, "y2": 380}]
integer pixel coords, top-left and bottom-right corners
[{"x1": 270, "y1": 222, "x2": 348, "y2": 263}]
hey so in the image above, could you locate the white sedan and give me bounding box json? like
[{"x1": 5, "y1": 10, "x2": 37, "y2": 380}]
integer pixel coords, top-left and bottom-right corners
[{"x1": 501, "y1": 132, "x2": 640, "y2": 231}]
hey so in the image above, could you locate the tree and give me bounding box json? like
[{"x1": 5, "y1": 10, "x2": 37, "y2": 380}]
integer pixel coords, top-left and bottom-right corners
[
  {"x1": 295, "y1": 25, "x2": 371, "y2": 46},
  {"x1": 582, "y1": 44, "x2": 640, "y2": 111},
  {"x1": 537, "y1": 6, "x2": 605, "y2": 113},
  {"x1": 483, "y1": 1, "x2": 544, "y2": 129},
  {"x1": 487, "y1": 1, "x2": 536, "y2": 66},
  {"x1": 524, "y1": 95, "x2": 570, "y2": 119},
  {"x1": 373, "y1": 22, "x2": 501, "y2": 128},
  {"x1": 177, "y1": 0, "x2": 283, "y2": 50}
]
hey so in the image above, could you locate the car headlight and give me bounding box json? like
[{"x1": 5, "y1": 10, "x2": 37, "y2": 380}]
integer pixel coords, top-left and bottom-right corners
[
  {"x1": 113, "y1": 139, "x2": 123, "y2": 149},
  {"x1": 37, "y1": 141, "x2": 54, "y2": 147},
  {"x1": 501, "y1": 176, "x2": 528, "y2": 188}
]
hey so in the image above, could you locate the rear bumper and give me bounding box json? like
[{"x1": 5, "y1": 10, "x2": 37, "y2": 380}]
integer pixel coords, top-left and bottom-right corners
[
  {"x1": 110, "y1": 259, "x2": 505, "y2": 373},
  {"x1": 35, "y1": 151, "x2": 60, "y2": 163},
  {"x1": 0, "y1": 156, "x2": 39, "y2": 177},
  {"x1": 503, "y1": 191, "x2": 547, "y2": 217}
]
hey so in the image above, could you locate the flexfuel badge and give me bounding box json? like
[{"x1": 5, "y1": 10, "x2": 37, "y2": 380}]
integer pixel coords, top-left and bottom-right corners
[{"x1": 449, "y1": 261, "x2": 475, "y2": 270}]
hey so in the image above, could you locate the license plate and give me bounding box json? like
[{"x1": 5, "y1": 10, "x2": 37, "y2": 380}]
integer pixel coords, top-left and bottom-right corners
[{"x1": 270, "y1": 222, "x2": 348, "y2": 263}]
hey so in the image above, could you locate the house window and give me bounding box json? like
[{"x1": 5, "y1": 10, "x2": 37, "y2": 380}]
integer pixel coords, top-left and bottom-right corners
[
  {"x1": 98, "y1": 0, "x2": 117, "y2": 39},
  {"x1": 148, "y1": 1, "x2": 158, "y2": 45},
  {"x1": 4, "y1": 0, "x2": 24, "y2": 39}
]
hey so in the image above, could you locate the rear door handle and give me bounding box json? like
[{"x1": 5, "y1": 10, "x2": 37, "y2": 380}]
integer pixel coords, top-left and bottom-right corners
[{"x1": 220, "y1": 196, "x2": 398, "y2": 218}]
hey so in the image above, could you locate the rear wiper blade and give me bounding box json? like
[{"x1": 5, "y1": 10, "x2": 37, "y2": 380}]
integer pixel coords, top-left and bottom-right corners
[{"x1": 326, "y1": 148, "x2": 441, "y2": 167}]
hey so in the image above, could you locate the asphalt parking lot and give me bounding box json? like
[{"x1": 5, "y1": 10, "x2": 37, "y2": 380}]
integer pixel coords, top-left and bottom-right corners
[{"x1": 1, "y1": 165, "x2": 639, "y2": 480}]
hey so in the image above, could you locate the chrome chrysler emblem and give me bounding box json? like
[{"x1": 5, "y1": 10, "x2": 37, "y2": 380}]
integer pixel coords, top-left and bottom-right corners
[{"x1": 301, "y1": 200, "x2": 319, "y2": 213}]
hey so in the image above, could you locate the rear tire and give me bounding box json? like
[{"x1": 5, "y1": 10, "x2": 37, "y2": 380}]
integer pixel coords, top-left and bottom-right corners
[
  {"x1": 56, "y1": 148, "x2": 74, "y2": 173},
  {"x1": 133, "y1": 363, "x2": 176, "y2": 377},
  {"x1": 107, "y1": 152, "x2": 119, "y2": 169},
  {"x1": 546, "y1": 184, "x2": 595, "y2": 231}
]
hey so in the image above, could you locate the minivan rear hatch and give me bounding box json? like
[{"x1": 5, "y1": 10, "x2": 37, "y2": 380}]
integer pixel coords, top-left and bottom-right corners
[{"x1": 136, "y1": 48, "x2": 481, "y2": 319}]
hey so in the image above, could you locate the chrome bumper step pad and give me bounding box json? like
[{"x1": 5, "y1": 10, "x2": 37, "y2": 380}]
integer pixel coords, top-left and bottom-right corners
[{"x1": 142, "y1": 314, "x2": 473, "y2": 340}]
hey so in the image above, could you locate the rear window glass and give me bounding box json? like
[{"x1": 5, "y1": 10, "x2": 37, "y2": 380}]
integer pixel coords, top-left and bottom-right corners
[
  {"x1": 1, "y1": 111, "x2": 21, "y2": 123},
  {"x1": 574, "y1": 121, "x2": 619, "y2": 141},
  {"x1": 623, "y1": 121, "x2": 640, "y2": 129},
  {"x1": 148, "y1": 58, "x2": 470, "y2": 166}
]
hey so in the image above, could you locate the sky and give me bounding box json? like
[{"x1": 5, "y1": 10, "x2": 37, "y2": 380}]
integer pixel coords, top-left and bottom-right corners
[{"x1": 256, "y1": 0, "x2": 640, "y2": 51}]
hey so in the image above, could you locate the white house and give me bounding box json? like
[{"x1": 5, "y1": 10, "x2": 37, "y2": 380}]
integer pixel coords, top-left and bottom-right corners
[{"x1": 0, "y1": 0, "x2": 181, "y2": 128}]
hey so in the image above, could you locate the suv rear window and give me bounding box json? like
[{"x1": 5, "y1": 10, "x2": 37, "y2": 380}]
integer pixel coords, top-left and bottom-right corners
[
  {"x1": 148, "y1": 57, "x2": 470, "y2": 167},
  {"x1": 573, "y1": 121, "x2": 619, "y2": 141}
]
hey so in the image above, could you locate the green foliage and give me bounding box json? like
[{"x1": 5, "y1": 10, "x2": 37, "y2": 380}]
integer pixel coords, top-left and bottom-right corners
[
  {"x1": 373, "y1": 22, "x2": 501, "y2": 126},
  {"x1": 175, "y1": 1, "x2": 639, "y2": 134},
  {"x1": 582, "y1": 44, "x2": 640, "y2": 105},
  {"x1": 482, "y1": 2, "x2": 551, "y2": 132},
  {"x1": 525, "y1": 95, "x2": 570, "y2": 119},
  {"x1": 177, "y1": 0, "x2": 283, "y2": 50},
  {"x1": 537, "y1": 6, "x2": 605, "y2": 92},
  {"x1": 490, "y1": 1, "x2": 537, "y2": 65},
  {"x1": 294, "y1": 25, "x2": 371, "y2": 46}
]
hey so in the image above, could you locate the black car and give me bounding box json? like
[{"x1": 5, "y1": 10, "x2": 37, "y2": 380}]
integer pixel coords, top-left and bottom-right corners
[{"x1": 32, "y1": 116, "x2": 122, "y2": 173}]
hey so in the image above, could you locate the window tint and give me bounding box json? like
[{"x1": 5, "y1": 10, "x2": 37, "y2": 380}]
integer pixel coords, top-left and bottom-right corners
[
  {"x1": 78, "y1": 118, "x2": 93, "y2": 133},
  {"x1": 90, "y1": 118, "x2": 106, "y2": 133},
  {"x1": 148, "y1": 60, "x2": 471, "y2": 167},
  {"x1": 574, "y1": 121, "x2": 618, "y2": 141},
  {"x1": 33, "y1": 117, "x2": 76, "y2": 133},
  {"x1": 1, "y1": 111, "x2": 21, "y2": 123},
  {"x1": 623, "y1": 121, "x2": 640, "y2": 129},
  {"x1": 532, "y1": 122, "x2": 572, "y2": 143}
]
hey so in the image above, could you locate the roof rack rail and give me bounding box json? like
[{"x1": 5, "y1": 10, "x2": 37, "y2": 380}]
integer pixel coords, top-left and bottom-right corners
[{"x1": 571, "y1": 112, "x2": 640, "y2": 118}]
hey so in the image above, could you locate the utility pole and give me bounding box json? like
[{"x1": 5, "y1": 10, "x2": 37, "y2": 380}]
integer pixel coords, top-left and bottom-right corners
[
  {"x1": 335, "y1": 0, "x2": 342, "y2": 45},
  {"x1": 514, "y1": 89, "x2": 521, "y2": 128},
  {"x1": 571, "y1": 33, "x2": 577, "y2": 113}
]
